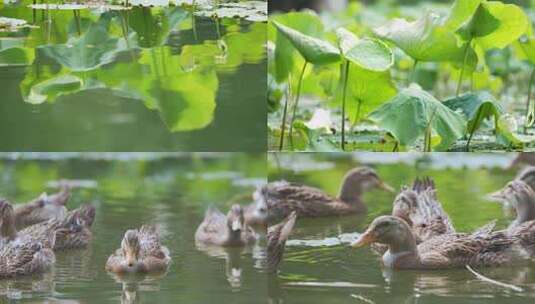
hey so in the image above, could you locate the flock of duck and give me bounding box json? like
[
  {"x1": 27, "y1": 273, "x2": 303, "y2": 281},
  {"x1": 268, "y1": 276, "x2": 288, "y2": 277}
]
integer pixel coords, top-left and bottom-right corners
[{"x1": 3, "y1": 165, "x2": 535, "y2": 280}]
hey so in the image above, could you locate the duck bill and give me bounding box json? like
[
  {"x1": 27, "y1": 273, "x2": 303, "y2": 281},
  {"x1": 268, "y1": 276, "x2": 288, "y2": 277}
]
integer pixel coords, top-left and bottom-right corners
[
  {"x1": 125, "y1": 251, "x2": 137, "y2": 267},
  {"x1": 378, "y1": 181, "x2": 395, "y2": 193},
  {"x1": 486, "y1": 189, "x2": 506, "y2": 201},
  {"x1": 351, "y1": 230, "x2": 376, "y2": 249}
]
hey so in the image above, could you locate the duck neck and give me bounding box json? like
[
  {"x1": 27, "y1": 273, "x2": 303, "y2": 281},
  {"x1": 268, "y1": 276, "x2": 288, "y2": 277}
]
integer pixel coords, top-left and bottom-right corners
[
  {"x1": 1, "y1": 211, "x2": 17, "y2": 241},
  {"x1": 515, "y1": 200, "x2": 535, "y2": 225},
  {"x1": 337, "y1": 176, "x2": 365, "y2": 205},
  {"x1": 383, "y1": 228, "x2": 419, "y2": 268},
  {"x1": 226, "y1": 229, "x2": 243, "y2": 245}
]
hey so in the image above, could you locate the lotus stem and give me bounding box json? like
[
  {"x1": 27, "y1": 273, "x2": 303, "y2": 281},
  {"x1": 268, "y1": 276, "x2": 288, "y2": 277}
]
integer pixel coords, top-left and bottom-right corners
[
  {"x1": 466, "y1": 109, "x2": 483, "y2": 151},
  {"x1": 279, "y1": 75, "x2": 291, "y2": 151},
  {"x1": 341, "y1": 61, "x2": 350, "y2": 151},
  {"x1": 33, "y1": 0, "x2": 36, "y2": 24},
  {"x1": 456, "y1": 39, "x2": 472, "y2": 97},
  {"x1": 288, "y1": 61, "x2": 308, "y2": 148},
  {"x1": 524, "y1": 67, "x2": 535, "y2": 133},
  {"x1": 192, "y1": 0, "x2": 198, "y2": 41},
  {"x1": 411, "y1": 59, "x2": 418, "y2": 85},
  {"x1": 424, "y1": 109, "x2": 437, "y2": 152}
]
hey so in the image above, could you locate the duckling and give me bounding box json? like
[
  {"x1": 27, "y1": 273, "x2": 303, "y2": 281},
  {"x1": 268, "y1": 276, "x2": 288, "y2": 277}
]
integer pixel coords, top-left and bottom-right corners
[
  {"x1": 266, "y1": 211, "x2": 297, "y2": 272},
  {"x1": 195, "y1": 204, "x2": 256, "y2": 247},
  {"x1": 105, "y1": 225, "x2": 171, "y2": 274},
  {"x1": 0, "y1": 230, "x2": 58, "y2": 278},
  {"x1": 351, "y1": 215, "x2": 528, "y2": 270},
  {"x1": 13, "y1": 187, "x2": 70, "y2": 230},
  {"x1": 259, "y1": 167, "x2": 394, "y2": 221}
]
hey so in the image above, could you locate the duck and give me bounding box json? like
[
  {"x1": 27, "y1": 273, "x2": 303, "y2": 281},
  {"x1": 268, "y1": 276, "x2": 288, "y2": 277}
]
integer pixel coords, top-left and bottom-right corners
[
  {"x1": 1, "y1": 199, "x2": 96, "y2": 251},
  {"x1": 13, "y1": 187, "x2": 70, "y2": 230},
  {"x1": 351, "y1": 215, "x2": 529, "y2": 269},
  {"x1": 266, "y1": 211, "x2": 297, "y2": 272},
  {"x1": 392, "y1": 177, "x2": 455, "y2": 243},
  {"x1": 258, "y1": 167, "x2": 394, "y2": 222},
  {"x1": 195, "y1": 204, "x2": 256, "y2": 247},
  {"x1": 105, "y1": 225, "x2": 171, "y2": 274},
  {"x1": 0, "y1": 200, "x2": 62, "y2": 278}
]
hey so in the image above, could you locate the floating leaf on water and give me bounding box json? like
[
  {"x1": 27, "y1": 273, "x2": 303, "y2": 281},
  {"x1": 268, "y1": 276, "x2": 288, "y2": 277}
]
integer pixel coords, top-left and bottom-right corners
[
  {"x1": 0, "y1": 16, "x2": 30, "y2": 32},
  {"x1": 28, "y1": 3, "x2": 130, "y2": 11},
  {"x1": 369, "y1": 85, "x2": 466, "y2": 151},
  {"x1": 272, "y1": 20, "x2": 340, "y2": 65},
  {"x1": 194, "y1": 1, "x2": 267, "y2": 22},
  {"x1": 26, "y1": 75, "x2": 83, "y2": 105}
]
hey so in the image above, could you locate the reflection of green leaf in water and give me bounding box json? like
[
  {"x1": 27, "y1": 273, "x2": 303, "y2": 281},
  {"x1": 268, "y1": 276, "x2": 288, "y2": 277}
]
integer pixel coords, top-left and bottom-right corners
[
  {"x1": 128, "y1": 7, "x2": 188, "y2": 48},
  {"x1": 26, "y1": 75, "x2": 83, "y2": 105},
  {"x1": 0, "y1": 38, "x2": 35, "y2": 66},
  {"x1": 369, "y1": 85, "x2": 466, "y2": 151},
  {"x1": 151, "y1": 68, "x2": 218, "y2": 131},
  {"x1": 39, "y1": 14, "x2": 138, "y2": 71}
]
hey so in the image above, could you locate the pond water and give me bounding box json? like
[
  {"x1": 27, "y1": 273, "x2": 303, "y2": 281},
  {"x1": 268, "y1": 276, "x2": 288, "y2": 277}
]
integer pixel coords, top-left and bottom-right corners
[
  {"x1": 268, "y1": 152, "x2": 535, "y2": 303},
  {"x1": 0, "y1": 153, "x2": 267, "y2": 303},
  {"x1": 2, "y1": 153, "x2": 535, "y2": 303},
  {"x1": 0, "y1": 1, "x2": 266, "y2": 151}
]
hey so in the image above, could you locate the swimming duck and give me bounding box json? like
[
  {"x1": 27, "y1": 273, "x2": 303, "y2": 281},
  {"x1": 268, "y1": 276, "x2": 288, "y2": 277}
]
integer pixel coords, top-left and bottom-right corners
[
  {"x1": 266, "y1": 211, "x2": 297, "y2": 272},
  {"x1": 258, "y1": 167, "x2": 394, "y2": 221},
  {"x1": 392, "y1": 177, "x2": 455, "y2": 242},
  {"x1": 195, "y1": 204, "x2": 256, "y2": 247},
  {"x1": 0, "y1": 231, "x2": 59, "y2": 278},
  {"x1": 2, "y1": 200, "x2": 96, "y2": 251},
  {"x1": 105, "y1": 225, "x2": 171, "y2": 274},
  {"x1": 351, "y1": 215, "x2": 528, "y2": 269},
  {"x1": 13, "y1": 187, "x2": 70, "y2": 230}
]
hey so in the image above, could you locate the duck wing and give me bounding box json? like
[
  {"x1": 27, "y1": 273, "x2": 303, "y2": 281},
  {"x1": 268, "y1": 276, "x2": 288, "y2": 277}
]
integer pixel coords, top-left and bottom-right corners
[
  {"x1": 199, "y1": 206, "x2": 227, "y2": 234},
  {"x1": 267, "y1": 212, "x2": 297, "y2": 272},
  {"x1": 400, "y1": 178, "x2": 455, "y2": 242},
  {"x1": 0, "y1": 235, "x2": 54, "y2": 277},
  {"x1": 138, "y1": 225, "x2": 170, "y2": 260}
]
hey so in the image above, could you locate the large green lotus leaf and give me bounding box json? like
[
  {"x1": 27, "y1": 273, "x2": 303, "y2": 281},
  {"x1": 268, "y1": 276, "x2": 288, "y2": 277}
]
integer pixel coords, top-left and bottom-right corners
[
  {"x1": 25, "y1": 75, "x2": 83, "y2": 105},
  {"x1": 375, "y1": 12, "x2": 477, "y2": 68},
  {"x1": 335, "y1": 28, "x2": 393, "y2": 72},
  {"x1": 444, "y1": 0, "x2": 483, "y2": 30},
  {"x1": 514, "y1": 35, "x2": 535, "y2": 64},
  {"x1": 369, "y1": 85, "x2": 466, "y2": 151},
  {"x1": 456, "y1": 1, "x2": 530, "y2": 50},
  {"x1": 345, "y1": 65, "x2": 397, "y2": 124},
  {"x1": 272, "y1": 21, "x2": 340, "y2": 65},
  {"x1": 151, "y1": 69, "x2": 218, "y2": 132},
  {"x1": 0, "y1": 38, "x2": 35, "y2": 66},
  {"x1": 269, "y1": 11, "x2": 324, "y2": 82},
  {"x1": 219, "y1": 21, "x2": 266, "y2": 71},
  {"x1": 39, "y1": 16, "x2": 137, "y2": 71},
  {"x1": 443, "y1": 91, "x2": 502, "y2": 134}
]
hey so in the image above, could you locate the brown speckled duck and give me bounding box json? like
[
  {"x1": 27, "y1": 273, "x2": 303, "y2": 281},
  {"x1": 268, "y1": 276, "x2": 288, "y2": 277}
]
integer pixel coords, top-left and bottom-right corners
[
  {"x1": 1, "y1": 199, "x2": 96, "y2": 251},
  {"x1": 266, "y1": 211, "x2": 297, "y2": 272},
  {"x1": 0, "y1": 200, "x2": 61, "y2": 278},
  {"x1": 105, "y1": 225, "x2": 171, "y2": 274},
  {"x1": 351, "y1": 215, "x2": 529, "y2": 270},
  {"x1": 195, "y1": 204, "x2": 256, "y2": 247},
  {"x1": 257, "y1": 167, "x2": 394, "y2": 222},
  {"x1": 13, "y1": 187, "x2": 70, "y2": 230}
]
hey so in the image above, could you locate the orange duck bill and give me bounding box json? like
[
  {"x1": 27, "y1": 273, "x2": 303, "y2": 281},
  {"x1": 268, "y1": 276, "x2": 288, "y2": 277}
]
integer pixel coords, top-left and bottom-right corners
[{"x1": 351, "y1": 230, "x2": 377, "y2": 248}]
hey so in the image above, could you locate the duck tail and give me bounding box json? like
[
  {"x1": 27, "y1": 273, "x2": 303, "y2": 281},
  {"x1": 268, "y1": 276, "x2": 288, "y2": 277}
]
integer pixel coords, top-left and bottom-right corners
[
  {"x1": 267, "y1": 211, "x2": 297, "y2": 272},
  {"x1": 49, "y1": 186, "x2": 71, "y2": 206}
]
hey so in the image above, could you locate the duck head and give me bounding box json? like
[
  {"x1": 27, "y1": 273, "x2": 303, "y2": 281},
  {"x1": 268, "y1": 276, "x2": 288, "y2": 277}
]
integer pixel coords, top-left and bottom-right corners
[
  {"x1": 352, "y1": 216, "x2": 417, "y2": 256},
  {"x1": 492, "y1": 180, "x2": 535, "y2": 226},
  {"x1": 0, "y1": 199, "x2": 17, "y2": 240},
  {"x1": 246, "y1": 187, "x2": 270, "y2": 227},
  {"x1": 338, "y1": 167, "x2": 394, "y2": 204},
  {"x1": 121, "y1": 230, "x2": 141, "y2": 269},
  {"x1": 17, "y1": 190, "x2": 69, "y2": 229},
  {"x1": 516, "y1": 166, "x2": 535, "y2": 191},
  {"x1": 227, "y1": 204, "x2": 246, "y2": 234}
]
